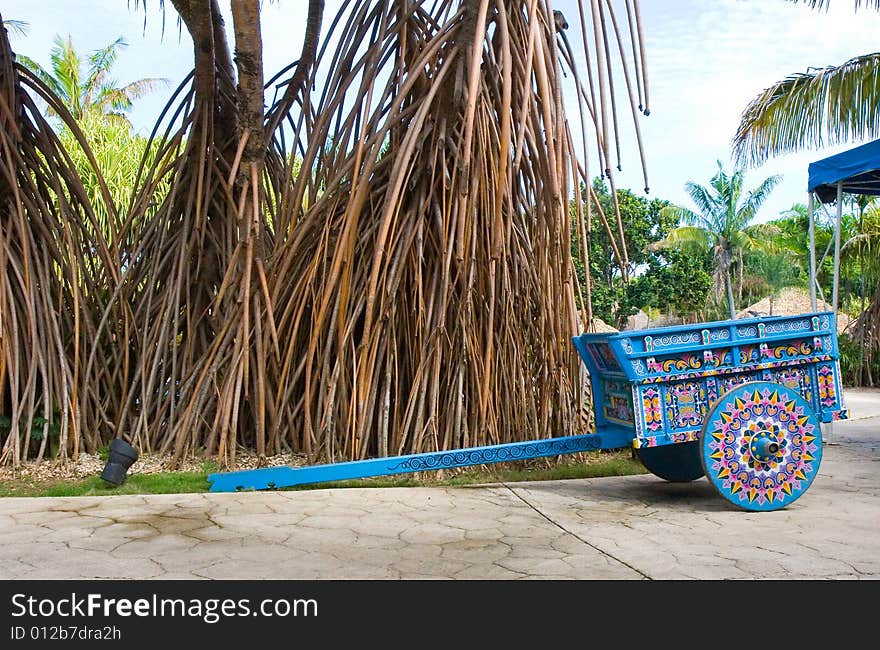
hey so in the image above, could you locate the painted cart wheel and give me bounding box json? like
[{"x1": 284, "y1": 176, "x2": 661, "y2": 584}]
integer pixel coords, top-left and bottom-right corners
[
  {"x1": 636, "y1": 441, "x2": 704, "y2": 482},
  {"x1": 700, "y1": 381, "x2": 822, "y2": 512}
]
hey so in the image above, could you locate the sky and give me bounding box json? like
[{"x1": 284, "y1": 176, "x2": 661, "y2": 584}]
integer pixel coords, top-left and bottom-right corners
[{"x1": 4, "y1": 0, "x2": 880, "y2": 222}]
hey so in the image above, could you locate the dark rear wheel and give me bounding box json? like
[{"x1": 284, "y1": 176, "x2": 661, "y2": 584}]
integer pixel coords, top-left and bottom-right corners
[{"x1": 636, "y1": 440, "x2": 704, "y2": 482}]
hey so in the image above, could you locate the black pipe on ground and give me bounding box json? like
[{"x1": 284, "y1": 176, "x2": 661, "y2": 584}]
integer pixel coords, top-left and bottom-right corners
[{"x1": 100, "y1": 439, "x2": 139, "y2": 486}]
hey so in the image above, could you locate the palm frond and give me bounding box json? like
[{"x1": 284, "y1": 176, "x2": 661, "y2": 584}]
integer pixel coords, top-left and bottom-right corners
[
  {"x1": 85, "y1": 37, "x2": 127, "y2": 99},
  {"x1": 841, "y1": 204, "x2": 880, "y2": 259},
  {"x1": 745, "y1": 222, "x2": 783, "y2": 237},
  {"x1": 841, "y1": 231, "x2": 880, "y2": 250},
  {"x1": 88, "y1": 37, "x2": 127, "y2": 75},
  {"x1": 49, "y1": 34, "x2": 83, "y2": 117},
  {"x1": 736, "y1": 174, "x2": 782, "y2": 224},
  {"x1": 684, "y1": 181, "x2": 721, "y2": 223},
  {"x1": 787, "y1": 1, "x2": 880, "y2": 10},
  {"x1": 723, "y1": 168, "x2": 744, "y2": 225},
  {"x1": 119, "y1": 77, "x2": 169, "y2": 102},
  {"x1": 2, "y1": 19, "x2": 29, "y2": 37},
  {"x1": 651, "y1": 225, "x2": 713, "y2": 252},
  {"x1": 743, "y1": 222, "x2": 784, "y2": 251},
  {"x1": 84, "y1": 69, "x2": 108, "y2": 107},
  {"x1": 94, "y1": 85, "x2": 131, "y2": 112},
  {"x1": 15, "y1": 54, "x2": 65, "y2": 101},
  {"x1": 733, "y1": 52, "x2": 880, "y2": 167},
  {"x1": 658, "y1": 202, "x2": 714, "y2": 235}
]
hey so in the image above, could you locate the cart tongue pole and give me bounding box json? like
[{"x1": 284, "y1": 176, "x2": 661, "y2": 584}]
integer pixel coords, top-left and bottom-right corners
[{"x1": 207, "y1": 428, "x2": 633, "y2": 492}]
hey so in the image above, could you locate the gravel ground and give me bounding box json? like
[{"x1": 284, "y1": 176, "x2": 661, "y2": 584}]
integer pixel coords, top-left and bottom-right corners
[{"x1": 0, "y1": 450, "x2": 307, "y2": 483}]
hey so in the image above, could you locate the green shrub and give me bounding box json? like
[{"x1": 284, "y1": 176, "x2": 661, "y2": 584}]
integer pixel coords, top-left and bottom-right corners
[{"x1": 838, "y1": 332, "x2": 880, "y2": 387}]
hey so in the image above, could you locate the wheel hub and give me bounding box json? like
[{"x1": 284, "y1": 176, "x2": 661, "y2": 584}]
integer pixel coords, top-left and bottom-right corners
[{"x1": 749, "y1": 430, "x2": 782, "y2": 463}]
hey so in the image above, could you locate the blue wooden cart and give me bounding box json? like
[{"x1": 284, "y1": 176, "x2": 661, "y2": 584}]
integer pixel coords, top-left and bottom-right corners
[{"x1": 208, "y1": 310, "x2": 848, "y2": 511}]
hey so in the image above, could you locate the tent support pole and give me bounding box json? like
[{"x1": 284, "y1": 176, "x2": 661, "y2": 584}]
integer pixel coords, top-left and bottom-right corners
[
  {"x1": 808, "y1": 192, "x2": 817, "y2": 311},
  {"x1": 831, "y1": 181, "x2": 843, "y2": 315},
  {"x1": 826, "y1": 181, "x2": 844, "y2": 445}
]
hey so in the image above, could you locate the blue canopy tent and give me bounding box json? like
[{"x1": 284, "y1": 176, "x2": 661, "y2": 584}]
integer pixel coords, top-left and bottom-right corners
[
  {"x1": 808, "y1": 138, "x2": 880, "y2": 202},
  {"x1": 806, "y1": 138, "x2": 880, "y2": 315},
  {"x1": 805, "y1": 139, "x2": 880, "y2": 446}
]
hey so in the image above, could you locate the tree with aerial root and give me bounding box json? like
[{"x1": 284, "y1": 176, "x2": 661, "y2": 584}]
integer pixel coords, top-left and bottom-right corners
[
  {"x1": 0, "y1": 21, "x2": 125, "y2": 465},
  {"x1": 1, "y1": 1, "x2": 651, "y2": 468}
]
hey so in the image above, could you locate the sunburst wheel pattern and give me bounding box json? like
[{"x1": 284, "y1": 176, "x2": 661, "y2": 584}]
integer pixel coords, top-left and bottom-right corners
[{"x1": 700, "y1": 381, "x2": 822, "y2": 512}]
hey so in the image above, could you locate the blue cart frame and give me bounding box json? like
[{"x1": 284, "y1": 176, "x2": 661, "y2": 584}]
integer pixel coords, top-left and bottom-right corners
[{"x1": 208, "y1": 310, "x2": 847, "y2": 511}]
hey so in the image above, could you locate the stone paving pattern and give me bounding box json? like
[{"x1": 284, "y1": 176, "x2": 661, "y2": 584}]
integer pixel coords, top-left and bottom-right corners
[{"x1": 1, "y1": 389, "x2": 878, "y2": 580}]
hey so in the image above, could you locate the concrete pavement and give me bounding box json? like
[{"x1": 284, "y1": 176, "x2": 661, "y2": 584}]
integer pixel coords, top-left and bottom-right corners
[
  {"x1": 839, "y1": 386, "x2": 880, "y2": 422},
  {"x1": 1, "y1": 389, "x2": 878, "y2": 580}
]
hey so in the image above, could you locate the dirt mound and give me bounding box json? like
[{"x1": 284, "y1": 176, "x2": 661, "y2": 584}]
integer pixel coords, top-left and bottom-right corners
[{"x1": 736, "y1": 287, "x2": 851, "y2": 333}]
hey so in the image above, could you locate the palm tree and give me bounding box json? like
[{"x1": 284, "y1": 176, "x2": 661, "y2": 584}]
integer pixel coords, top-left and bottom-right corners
[
  {"x1": 733, "y1": 1, "x2": 880, "y2": 166},
  {"x1": 17, "y1": 34, "x2": 166, "y2": 122},
  {"x1": 657, "y1": 161, "x2": 781, "y2": 318},
  {"x1": 733, "y1": 1, "x2": 880, "y2": 351}
]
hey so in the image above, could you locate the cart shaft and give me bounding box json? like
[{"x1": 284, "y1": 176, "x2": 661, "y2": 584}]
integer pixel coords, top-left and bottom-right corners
[{"x1": 207, "y1": 427, "x2": 633, "y2": 492}]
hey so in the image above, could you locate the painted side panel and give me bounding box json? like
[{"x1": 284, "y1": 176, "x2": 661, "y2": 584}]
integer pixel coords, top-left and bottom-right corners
[{"x1": 573, "y1": 311, "x2": 847, "y2": 447}]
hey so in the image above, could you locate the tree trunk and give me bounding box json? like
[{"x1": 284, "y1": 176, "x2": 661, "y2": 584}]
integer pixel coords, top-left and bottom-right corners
[
  {"x1": 736, "y1": 247, "x2": 743, "y2": 306},
  {"x1": 232, "y1": 0, "x2": 265, "y2": 173},
  {"x1": 725, "y1": 268, "x2": 736, "y2": 319},
  {"x1": 229, "y1": 0, "x2": 267, "y2": 461}
]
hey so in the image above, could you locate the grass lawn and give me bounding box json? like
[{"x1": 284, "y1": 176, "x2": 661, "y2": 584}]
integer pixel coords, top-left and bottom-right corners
[{"x1": 0, "y1": 449, "x2": 647, "y2": 497}]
